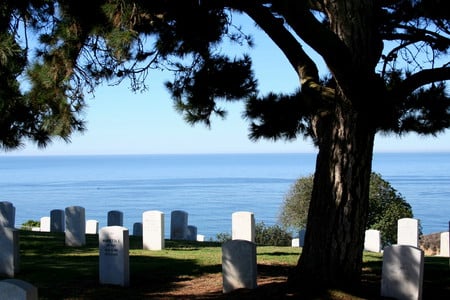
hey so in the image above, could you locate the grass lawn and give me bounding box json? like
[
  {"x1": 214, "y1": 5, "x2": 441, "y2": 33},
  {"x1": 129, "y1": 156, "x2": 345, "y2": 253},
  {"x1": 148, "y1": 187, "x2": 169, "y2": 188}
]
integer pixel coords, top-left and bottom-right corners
[{"x1": 1, "y1": 231, "x2": 449, "y2": 299}]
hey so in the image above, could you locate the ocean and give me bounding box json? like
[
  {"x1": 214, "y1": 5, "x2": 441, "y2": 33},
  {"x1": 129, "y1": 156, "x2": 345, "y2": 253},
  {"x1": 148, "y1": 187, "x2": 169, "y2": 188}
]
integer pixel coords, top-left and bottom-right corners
[{"x1": 0, "y1": 152, "x2": 449, "y2": 239}]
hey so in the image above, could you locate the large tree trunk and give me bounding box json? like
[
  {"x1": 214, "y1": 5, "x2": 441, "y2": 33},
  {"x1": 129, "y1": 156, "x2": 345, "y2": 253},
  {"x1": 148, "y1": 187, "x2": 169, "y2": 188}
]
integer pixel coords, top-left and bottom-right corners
[{"x1": 288, "y1": 101, "x2": 375, "y2": 292}]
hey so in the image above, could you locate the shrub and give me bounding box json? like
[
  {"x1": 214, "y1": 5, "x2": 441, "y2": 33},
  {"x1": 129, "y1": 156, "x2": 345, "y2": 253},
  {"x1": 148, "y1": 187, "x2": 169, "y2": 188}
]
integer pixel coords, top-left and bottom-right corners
[
  {"x1": 21, "y1": 219, "x2": 40, "y2": 230},
  {"x1": 279, "y1": 172, "x2": 415, "y2": 247},
  {"x1": 214, "y1": 222, "x2": 292, "y2": 246},
  {"x1": 215, "y1": 232, "x2": 231, "y2": 243},
  {"x1": 255, "y1": 222, "x2": 292, "y2": 246}
]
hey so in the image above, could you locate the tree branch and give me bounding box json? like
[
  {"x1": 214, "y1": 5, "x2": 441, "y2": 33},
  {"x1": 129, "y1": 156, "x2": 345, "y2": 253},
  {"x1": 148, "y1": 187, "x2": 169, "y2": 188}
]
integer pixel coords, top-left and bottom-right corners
[
  {"x1": 396, "y1": 67, "x2": 450, "y2": 96},
  {"x1": 271, "y1": 1, "x2": 353, "y2": 82},
  {"x1": 240, "y1": 2, "x2": 335, "y2": 100}
]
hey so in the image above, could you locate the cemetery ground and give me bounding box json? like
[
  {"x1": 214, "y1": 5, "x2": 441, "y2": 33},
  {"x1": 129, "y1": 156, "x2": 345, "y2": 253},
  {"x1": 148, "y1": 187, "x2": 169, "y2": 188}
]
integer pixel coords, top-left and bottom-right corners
[{"x1": 2, "y1": 231, "x2": 449, "y2": 299}]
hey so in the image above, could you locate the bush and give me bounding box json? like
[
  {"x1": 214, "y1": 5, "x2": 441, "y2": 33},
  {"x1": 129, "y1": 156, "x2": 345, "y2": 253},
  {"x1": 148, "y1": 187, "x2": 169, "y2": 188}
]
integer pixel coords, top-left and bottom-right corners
[
  {"x1": 279, "y1": 172, "x2": 415, "y2": 247},
  {"x1": 21, "y1": 219, "x2": 40, "y2": 230},
  {"x1": 255, "y1": 222, "x2": 292, "y2": 246},
  {"x1": 215, "y1": 232, "x2": 231, "y2": 243},
  {"x1": 214, "y1": 222, "x2": 292, "y2": 246}
]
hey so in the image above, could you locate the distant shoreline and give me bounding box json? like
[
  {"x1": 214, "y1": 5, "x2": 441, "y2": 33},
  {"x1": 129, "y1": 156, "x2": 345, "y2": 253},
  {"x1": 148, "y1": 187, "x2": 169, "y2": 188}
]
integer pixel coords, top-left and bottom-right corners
[{"x1": 2, "y1": 150, "x2": 450, "y2": 158}]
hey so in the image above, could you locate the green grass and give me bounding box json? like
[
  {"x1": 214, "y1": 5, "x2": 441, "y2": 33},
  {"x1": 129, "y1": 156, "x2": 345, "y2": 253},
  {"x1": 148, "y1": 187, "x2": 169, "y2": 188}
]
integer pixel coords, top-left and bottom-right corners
[{"x1": 1, "y1": 231, "x2": 449, "y2": 299}]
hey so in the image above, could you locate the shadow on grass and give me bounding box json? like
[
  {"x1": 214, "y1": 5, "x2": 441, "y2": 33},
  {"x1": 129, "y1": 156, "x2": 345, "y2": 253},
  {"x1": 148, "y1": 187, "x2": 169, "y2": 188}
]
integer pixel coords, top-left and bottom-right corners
[
  {"x1": 4, "y1": 232, "x2": 450, "y2": 299},
  {"x1": 2, "y1": 231, "x2": 225, "y2": 299}
]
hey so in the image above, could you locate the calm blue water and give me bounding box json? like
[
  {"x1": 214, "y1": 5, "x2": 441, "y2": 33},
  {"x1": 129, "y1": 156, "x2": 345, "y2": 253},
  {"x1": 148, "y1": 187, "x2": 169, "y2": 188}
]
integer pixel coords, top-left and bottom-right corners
[{"x1": 0, "y1": 153, "x2": 449, "y2": 239}]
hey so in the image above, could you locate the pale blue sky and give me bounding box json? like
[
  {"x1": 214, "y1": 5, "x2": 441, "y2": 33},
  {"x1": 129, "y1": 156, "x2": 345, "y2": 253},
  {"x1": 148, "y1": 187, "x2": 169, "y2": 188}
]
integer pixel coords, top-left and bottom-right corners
[{"x1": 6, "y1": 14, "x2": 450, "y2": 156}]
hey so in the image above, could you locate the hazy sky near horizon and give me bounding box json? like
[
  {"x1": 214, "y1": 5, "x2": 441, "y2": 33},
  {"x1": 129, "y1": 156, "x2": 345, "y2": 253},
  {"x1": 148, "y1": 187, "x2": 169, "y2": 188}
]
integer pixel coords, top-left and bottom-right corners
[{"x1": 5, "y1": 14, "x2": 450, "y2": 156}]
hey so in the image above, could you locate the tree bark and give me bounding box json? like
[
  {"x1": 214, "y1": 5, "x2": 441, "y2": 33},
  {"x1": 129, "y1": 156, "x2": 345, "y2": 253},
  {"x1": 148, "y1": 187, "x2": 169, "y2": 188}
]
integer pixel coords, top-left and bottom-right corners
[{"x1": 288, "y1": 99, "x2": 375, "y2": 291}]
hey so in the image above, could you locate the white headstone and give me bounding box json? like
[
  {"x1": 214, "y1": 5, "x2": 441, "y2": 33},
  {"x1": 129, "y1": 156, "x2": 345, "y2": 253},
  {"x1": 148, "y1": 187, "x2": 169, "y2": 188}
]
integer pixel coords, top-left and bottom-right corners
[
  {"x1": 99, "y1": 226, "x2": 130, "y2": 287},
  {"x1": 222, "y1": 240, "x2": 257, "y2": 293},
  {"x1": 0, "y1": 201, "x2": 15, "y2": 228},
  {"x1": 85, "y1": 220, "x2": 99, "y2": 234},
  {"x1": 381, "y1": 245, "x2": 424, "y2": 300},
  {"x1": 440, "y1": 231, "x2": 449, "y2": 257},
  {"x1": 40, "y1": 217, "x2": 50, "y2": 232},
  {"x1": 65, "y1": 206, "x2": 86, "y2": 247},
  {"x1": 364, "y1": 229, "x2": 381, "y2": 253},
  {"x1": 187, "y1": 225, "x2": 197, "y2": 241},
  {"x1": 133, "y1": 222, "x2": 143, "y2": 236},
  {"x1": 170, "y1": 210, "x2": 188, "y2": 240},
  {"x1": 231, "y1": 211, "x2": 255, "y2": 242},
  {"x1": 0, "y1": 227, "x2": 19, "y2": 277},
  {"x1": 50, "y1": 209, "x2": 65, "y2": 232},
  {"x1": 0, "y1": 279, "x2": 38, "y2": 300},
  {"x1": 143, "y1": 211, "x2": 164, "y2": 250},
  {"x1": 107, "y1": 210, "x2": 123, "y2": 226},
  {"x1": 397, "y1": 218, "x2": 419, "y2": 247}
]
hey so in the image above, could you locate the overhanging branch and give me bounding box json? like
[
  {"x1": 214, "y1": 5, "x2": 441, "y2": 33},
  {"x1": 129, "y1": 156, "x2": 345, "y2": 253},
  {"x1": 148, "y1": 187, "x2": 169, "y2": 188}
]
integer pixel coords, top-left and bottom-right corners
[
  {"x1": 396, "y1": 66, "x2": 450, "y2": 96},
  {"x1": 240, "y1": 2, "x2": 334, "y2": 101}
]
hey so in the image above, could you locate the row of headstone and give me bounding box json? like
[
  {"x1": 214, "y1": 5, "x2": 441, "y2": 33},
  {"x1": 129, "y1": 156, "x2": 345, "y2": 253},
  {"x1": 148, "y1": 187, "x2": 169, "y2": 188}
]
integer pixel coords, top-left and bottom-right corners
[
  {"x1": 34, "y1": 207, "x2": 202, "y2": 236},
  {"x1": 2, "y1": 201, "x2": 446, "y2": 297},
  {"x1": 364, "y1": 218, "x2": 420, "y2": 253},
  {"x1": 292, "y1": 219, "x2": 420, "y2": 252},
  {"x1": 0, "y1": 279, "x2": 38, "y2": 300},
  {"x1": 37, "y1": 209, "x2": 115, "y2": 233},
  {"x1": 3, "y1": 202, "x2": 210, "y2": 245},
  {"x1": 37, "y1": 217, "x2": 96, "y2": 234},
  {"x1": 97, "y1": 211, "x2": 259, "y2": 291}
]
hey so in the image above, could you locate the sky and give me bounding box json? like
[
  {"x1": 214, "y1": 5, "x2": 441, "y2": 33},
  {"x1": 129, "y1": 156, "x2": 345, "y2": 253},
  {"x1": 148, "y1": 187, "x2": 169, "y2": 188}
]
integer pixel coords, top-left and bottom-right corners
[{"x1": 5, "y1": 14, "x2": 450, "y2": 156}]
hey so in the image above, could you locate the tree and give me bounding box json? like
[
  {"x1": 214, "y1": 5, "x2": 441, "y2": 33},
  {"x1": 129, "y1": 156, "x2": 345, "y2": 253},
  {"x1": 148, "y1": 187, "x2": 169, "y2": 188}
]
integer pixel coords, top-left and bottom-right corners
[
  {"x1": 3, "y1": 0, "x2": 450, "y2": 292},
  {"x1": 0, "y1": 1, "x2": 85, "y2": 150},
  {"x1": 280, "y1": 173, "x2": 414, "y2": 247},
  {"x1": 279, "y1": 174, "x2": 314, "y2": 231}
]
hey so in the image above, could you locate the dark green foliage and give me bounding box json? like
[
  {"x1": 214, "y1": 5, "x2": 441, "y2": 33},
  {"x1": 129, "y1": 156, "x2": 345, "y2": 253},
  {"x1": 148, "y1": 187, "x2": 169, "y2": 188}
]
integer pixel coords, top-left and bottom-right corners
[
  {"x1": 368, "y1": 172, "x2": 415, "y2": 247},
  {"x1": 2, "y1": 1, "x2": 450, "y2": 149},
  {"x1": 167, "y1": 54, "x2": 258, "y2": 126},
  {"x1": 245, "y1": 90, "x2": 316, "y2": 141},
  {"x1": 214, "y1": 222, "x2": 292, "y2": 246},
  {"x1": 278, "y1": 174, "x2": 314, "y2": 231},
  {"x1": 255, "y1": 222, "x2": 292, "y2": 246},
  {"x1": 0, "y1": 1, "x2": 86, "y2": 149},
  {"x1": 279, "y1": 173, "x2": 414, "y2": 246},
  {"x1": 398, "y1": 83, "x2": 450, "y2": 135}
]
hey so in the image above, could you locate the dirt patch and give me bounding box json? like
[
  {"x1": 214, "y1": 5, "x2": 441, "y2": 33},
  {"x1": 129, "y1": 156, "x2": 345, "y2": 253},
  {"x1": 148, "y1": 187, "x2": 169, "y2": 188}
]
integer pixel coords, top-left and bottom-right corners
[{"x1": 143, "y1": 263, "x2": 292, "y2": 299}]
